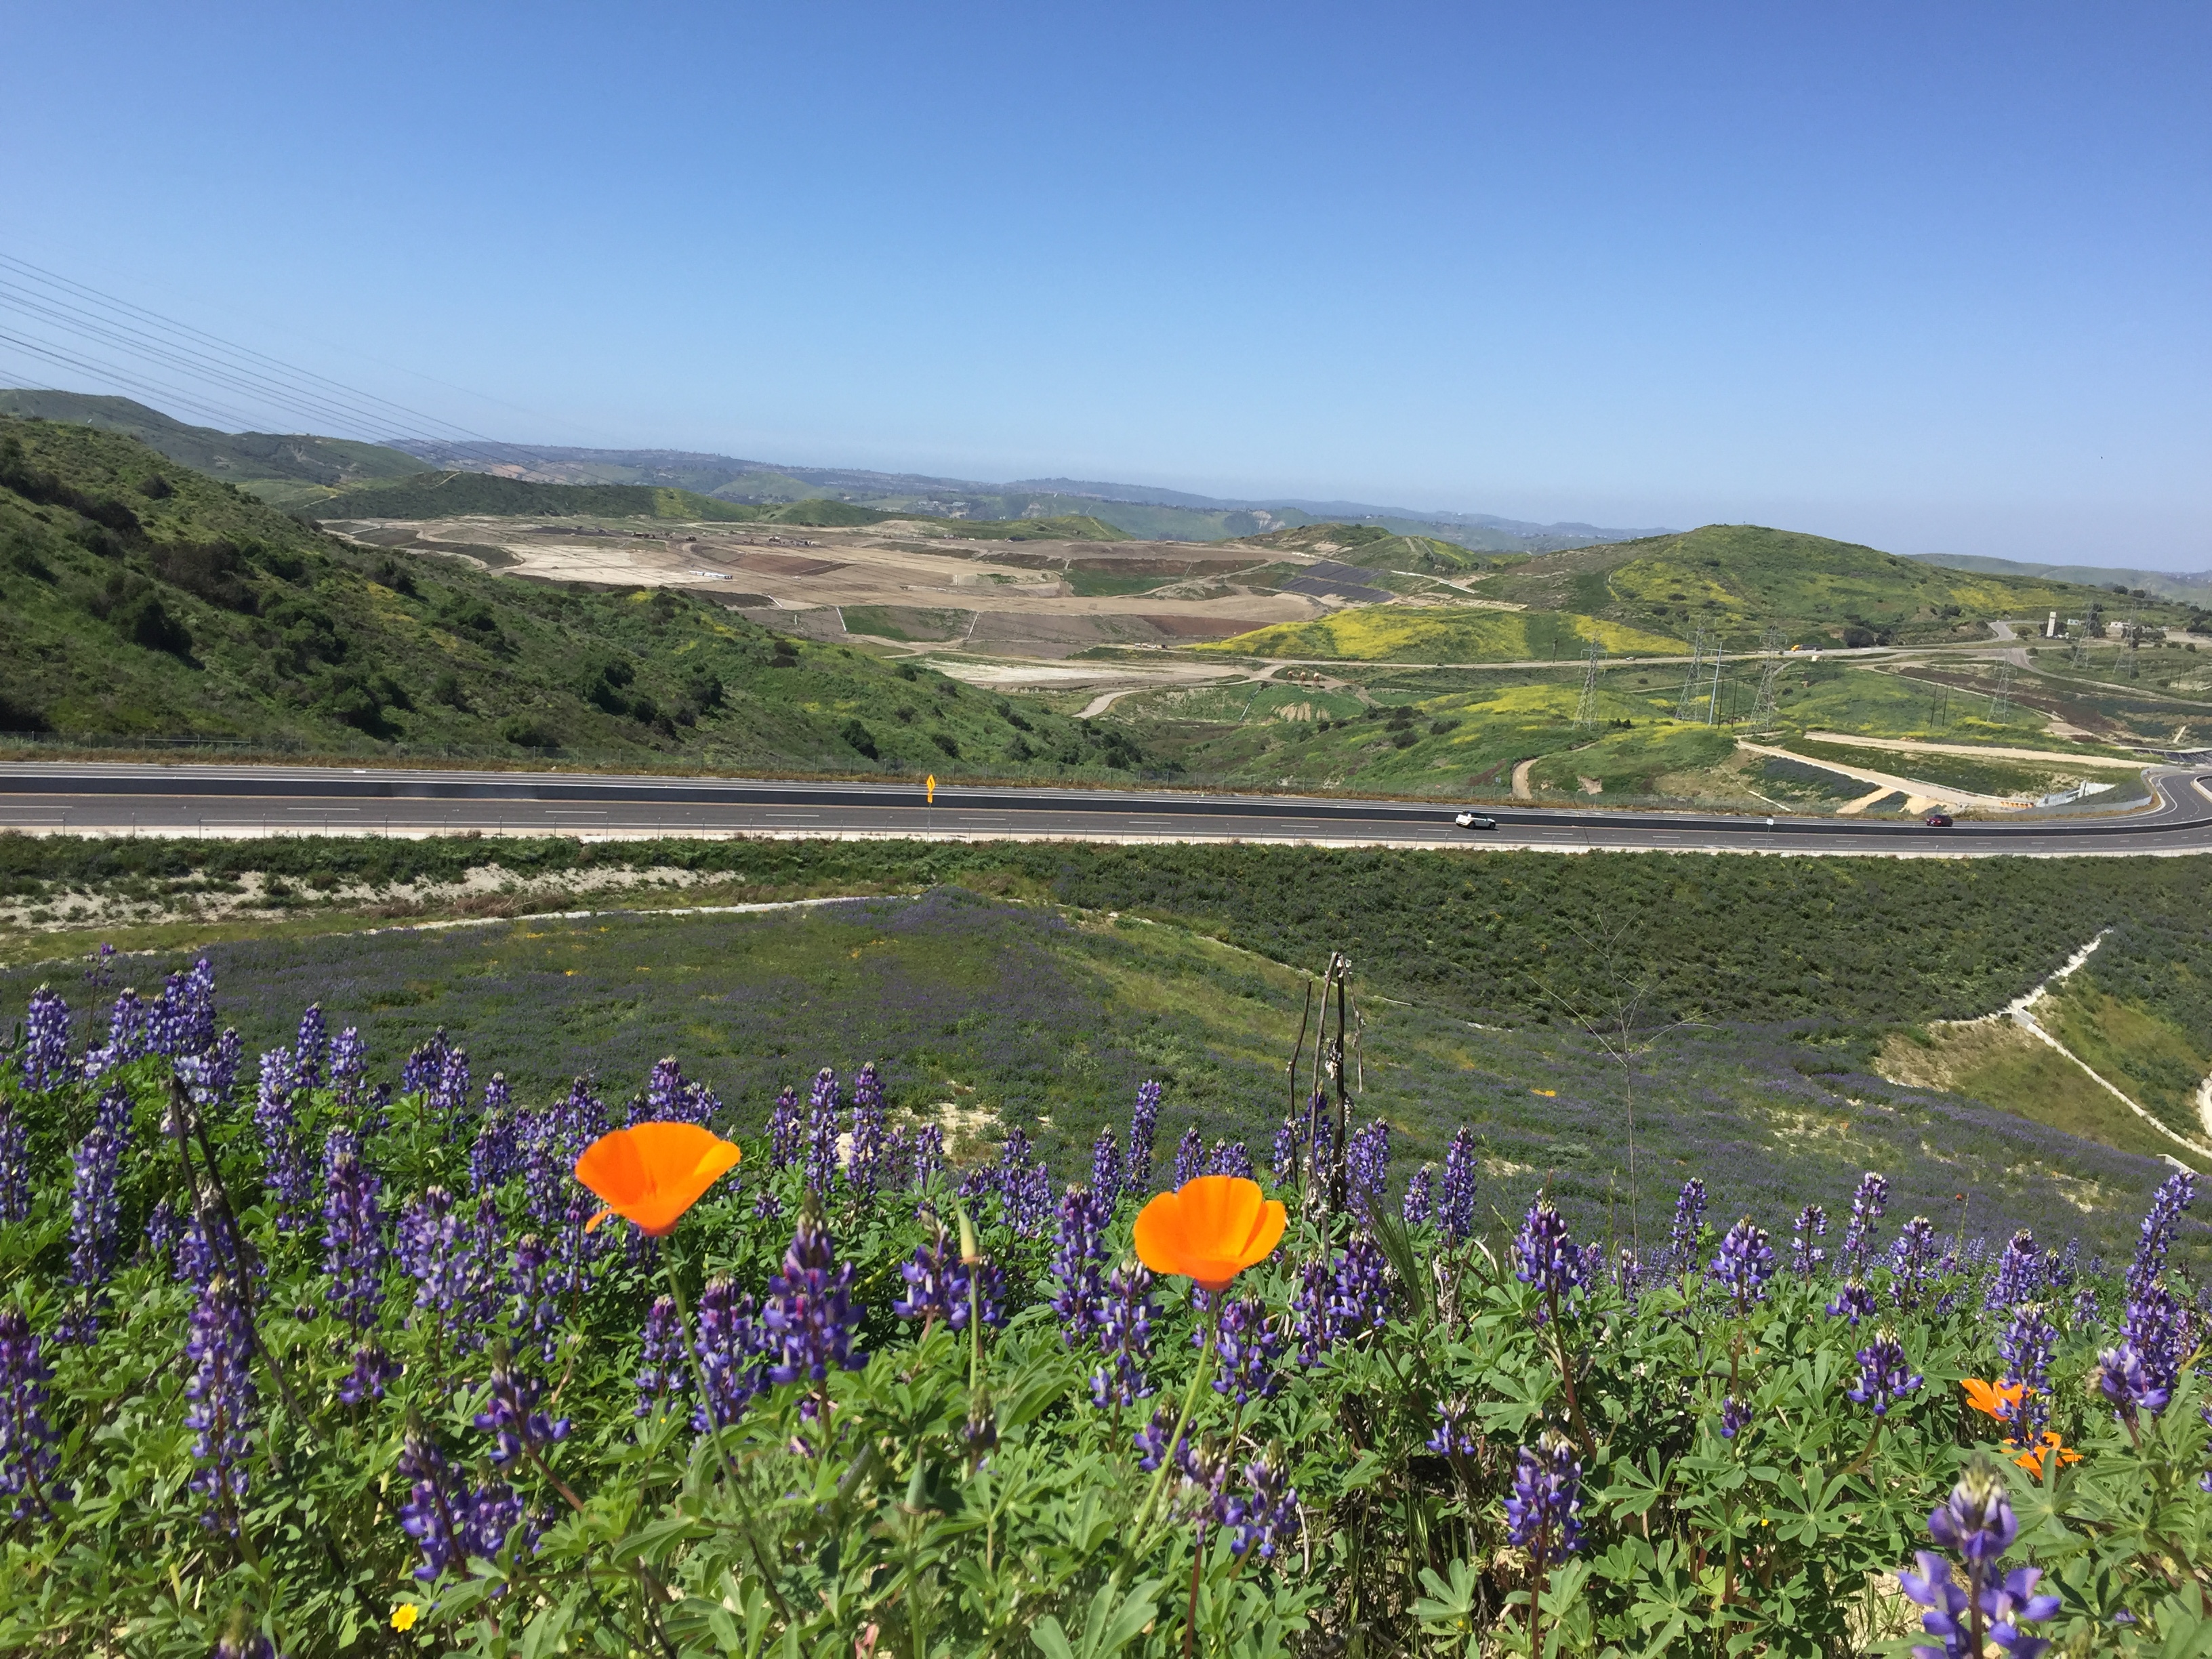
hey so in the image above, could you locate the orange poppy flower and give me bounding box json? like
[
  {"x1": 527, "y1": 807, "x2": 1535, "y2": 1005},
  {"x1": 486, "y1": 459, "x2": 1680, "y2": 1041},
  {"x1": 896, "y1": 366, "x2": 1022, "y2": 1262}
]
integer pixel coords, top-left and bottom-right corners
[
  {"x1": 1132, "y1": 1174, "x2": 1287, "y2": 1294},
  {"x1": 2012, "y1": 1432, "x2": 2081, "y2": 1478},
  {"x1": 1961, "y1": 1378, "x2": 2026, "y2": 1422},
  {"x1": 573, "y1": 1123, "x2": 741, "y2": 1236}
]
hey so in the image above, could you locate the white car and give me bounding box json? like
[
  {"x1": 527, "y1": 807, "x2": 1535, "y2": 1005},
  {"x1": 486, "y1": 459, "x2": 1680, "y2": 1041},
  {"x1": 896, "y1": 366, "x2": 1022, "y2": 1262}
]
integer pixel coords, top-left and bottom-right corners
[{"x1": 1454, "y1": 811, "x2": 1498, "y2": 830}]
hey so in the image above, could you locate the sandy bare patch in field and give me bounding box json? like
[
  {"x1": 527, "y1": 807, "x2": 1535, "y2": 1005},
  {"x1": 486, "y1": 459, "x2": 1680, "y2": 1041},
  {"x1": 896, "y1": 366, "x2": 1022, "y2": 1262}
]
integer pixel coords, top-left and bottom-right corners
[{"x1": 330, "y1": 517, "x2": 1337, "y2": 657}]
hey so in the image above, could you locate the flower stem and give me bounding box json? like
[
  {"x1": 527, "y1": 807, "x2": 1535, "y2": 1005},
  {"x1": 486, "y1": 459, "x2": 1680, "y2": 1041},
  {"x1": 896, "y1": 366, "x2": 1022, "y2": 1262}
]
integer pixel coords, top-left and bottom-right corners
[{"x1": 1133, "y1": 1301, "x2": 1219, "y2": 1547}]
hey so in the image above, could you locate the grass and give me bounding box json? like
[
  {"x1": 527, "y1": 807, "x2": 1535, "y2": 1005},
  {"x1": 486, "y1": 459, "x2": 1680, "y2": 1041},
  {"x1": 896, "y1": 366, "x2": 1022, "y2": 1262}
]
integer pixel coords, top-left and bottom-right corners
[
  {"x1": 2039, "y1": 980, "x2": 2212, "y2": 1141},
  {"x1": 1197, "y1": 605, "x2": 1683, "y2": 662},
  {"x1": 1478, "y1": 523, "x2": 2194, "y2": 647},
  {"x1": 5, "y1": 884, "x2": 2194, "y2": 1253},
  {"x1": 1780, "y1": 737, "x2": 2090, "y2": 801}
]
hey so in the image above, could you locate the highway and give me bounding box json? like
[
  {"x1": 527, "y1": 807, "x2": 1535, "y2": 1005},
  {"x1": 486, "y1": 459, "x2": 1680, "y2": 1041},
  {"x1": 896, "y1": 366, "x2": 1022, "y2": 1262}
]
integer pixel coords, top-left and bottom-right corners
[{"x1": 3, "y1": 762, "x2": 2211, "y2": 857}]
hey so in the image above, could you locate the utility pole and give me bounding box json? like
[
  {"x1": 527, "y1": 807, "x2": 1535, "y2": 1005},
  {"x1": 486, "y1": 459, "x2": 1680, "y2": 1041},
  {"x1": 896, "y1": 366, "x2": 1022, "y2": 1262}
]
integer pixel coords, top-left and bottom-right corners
[
  {"x1": 1574, "y1": 638, "x2": 1605, "y2": 729},
  {"x1": 1750, "y1": 624, "x2": 1786, "y2": 735},
  {"x1": 1676, "y1": 624, "x2": 1710, "y2": 722}
]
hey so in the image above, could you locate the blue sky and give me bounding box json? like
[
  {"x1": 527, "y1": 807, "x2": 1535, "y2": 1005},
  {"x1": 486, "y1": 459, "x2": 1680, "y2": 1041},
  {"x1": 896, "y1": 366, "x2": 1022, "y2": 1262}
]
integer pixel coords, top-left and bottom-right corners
[{"x1": 3, "y1": 2, "x2": 2208, "y2": 566}]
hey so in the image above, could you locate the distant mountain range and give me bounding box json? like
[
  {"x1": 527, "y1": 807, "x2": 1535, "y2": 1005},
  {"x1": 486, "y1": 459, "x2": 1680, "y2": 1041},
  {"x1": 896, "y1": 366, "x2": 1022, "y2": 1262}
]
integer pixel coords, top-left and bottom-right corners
[
  {"x1": 1904, "y1": 551, "x2": 2212, "y2": 607},
  {"x1": 382, "y1": 438, "x2": 1670, "y2": 552}
]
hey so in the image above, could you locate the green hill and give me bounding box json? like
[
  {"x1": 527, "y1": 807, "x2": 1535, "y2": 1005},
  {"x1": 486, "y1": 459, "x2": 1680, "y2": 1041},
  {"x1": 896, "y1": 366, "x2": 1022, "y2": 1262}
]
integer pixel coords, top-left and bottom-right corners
[
  {"x1": 316, "y1": 470, "x2": 884, "y2": 525},
  {"x1": 1479, "y1": 523, "x2": 2186, "y2": 645},
  {"x1": 0, "y1": 390, "x2": 430, "y2": 510},
  {"x1": 0, "y1": 415, "x2": 1152, "y2": 775}
]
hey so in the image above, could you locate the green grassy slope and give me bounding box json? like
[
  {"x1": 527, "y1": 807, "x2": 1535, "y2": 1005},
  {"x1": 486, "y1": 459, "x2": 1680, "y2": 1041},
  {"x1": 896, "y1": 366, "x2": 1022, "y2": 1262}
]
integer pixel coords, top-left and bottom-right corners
[
  {"x1": 0, "y1": 390, "x2": 430, "y2": 509},
  {"x1": 1480, "y1": 523, "x2": 2187, "y2": 645},
  {"x1": 316, "y1": 470, "x2": 878, "y2": 524},
  {"x1": 1230, "y1": 520, "x2": 1499, "y2": 573},
  {"x1": 0, "y1": 415, "x2": 1152, "y2": 774}
]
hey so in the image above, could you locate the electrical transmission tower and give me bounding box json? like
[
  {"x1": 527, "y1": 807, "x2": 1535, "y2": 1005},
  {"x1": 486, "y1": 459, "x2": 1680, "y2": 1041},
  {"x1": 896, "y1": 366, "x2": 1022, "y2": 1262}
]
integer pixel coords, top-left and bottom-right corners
[
  {"x1": 1750, "y1": 625, "x2": 1786, "y2": 735},
  {"x1": 1990, "y1": 660, "x2": 2015, "y2": 719},
  {"x1": 1676, "y1": 624, "x2": 1711, "y2": 722},
  {"x1": 1574, "y1": 638, "x2": 1605, "y2": 729},
  {"x1": 1700, "y1": 636, "x2": 1724, "y2": 726},
  {"x1": 2123, "y1": 598, "x2": 2143, "y2": 680}
]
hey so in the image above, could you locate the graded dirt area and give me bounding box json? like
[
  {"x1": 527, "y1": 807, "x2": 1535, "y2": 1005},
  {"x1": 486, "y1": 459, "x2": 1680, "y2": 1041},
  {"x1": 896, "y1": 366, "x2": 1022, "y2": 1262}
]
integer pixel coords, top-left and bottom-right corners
[{"x1": 327, "y1": 515, "x2": 1341, "y2": 659}]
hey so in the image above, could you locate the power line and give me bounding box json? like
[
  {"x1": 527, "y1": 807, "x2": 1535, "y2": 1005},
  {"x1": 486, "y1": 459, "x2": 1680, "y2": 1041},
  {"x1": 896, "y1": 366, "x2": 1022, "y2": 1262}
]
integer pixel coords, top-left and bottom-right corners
[{"x1": 0, "y1": 250, "x2": 523, "y2": 470}]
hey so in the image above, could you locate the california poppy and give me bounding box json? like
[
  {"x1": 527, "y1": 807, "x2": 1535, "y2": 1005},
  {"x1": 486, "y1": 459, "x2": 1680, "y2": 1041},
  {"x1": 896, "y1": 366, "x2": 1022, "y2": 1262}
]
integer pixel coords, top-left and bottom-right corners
[
  {"x1": 573, "y1": 1123, "x2": 741, "y2": 1236},
  {"x1": 2012, "y1": 1431, "x2": 2081, "y2": 1478},
  {"x1": 1132, "y1": 1174, "x2": 1287, "y2": 1293},
  {"x1": 1961, "y1": 1378, "x2": 2026, "y2": 1423}
]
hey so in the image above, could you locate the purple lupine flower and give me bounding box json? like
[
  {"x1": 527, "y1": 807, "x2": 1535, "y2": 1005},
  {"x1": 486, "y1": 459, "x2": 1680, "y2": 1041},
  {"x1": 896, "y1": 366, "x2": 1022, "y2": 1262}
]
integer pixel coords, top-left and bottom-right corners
[
  {"x1": 340, "y1": 1340, "x2": 398, "y2": 1407},
  {"x1": 1710, "y1": 1218, "x2": 1776, "y2": 1315},
  {"x1": 60, "y1": 1123, "x2": 122, "y2": 1343},
  {"x1": 396, "y1": 1422, "x2": 533, "y2": 1581},
  {"x1": 1504, "y1": 1432, "x2": 1584, "y2": 1566},
  {"x1": 892, "y1": 1228, "x2": 956, "y2": 1327},
  {"x1": 321, "y1": 1131, "x2": 386, "y2": 1332},
  {"x1": 2097, "y1": 1342, "x2": 2169, "y2": 1422},
  {"x1": 329, "y1": 1027, "x2": 366, "y2": 1107},
  {"x1": 1289, "y1": 1257, "x2": 1336, "y2": 1366},
  {"x1": 473, "y1": 1349, "x2": 570, "y2": 1467},
  {"x1": 1269, "y1": 1116, "x2": 1300, "y2": 1191},
  {"x1": 1998, "y1": 1305, "x2": 2057, "y2": 1443},
  {"x1": 1402, "y1": 1166, "x2": 1434, "y2": 1226},
  {"x1": 1091, "y1": 1263, "x2": 1155, "y2": 1408},
  {"x1": 1612, "y1": 1247, "x2": 1641, "y2": 1300},
  {"x1": 802, "y1": 1069, "x2": 840, "y2": 1194},
  {"x1": 470, "y1": 1109, "x2": 519, "y2": 1194},
  {"x1": 398, "y1": 1031, "x2": 446, "y2": 1098},
  {"x1": 1172, "y1": 1126, "x2": 1206, "y2": 1191},
  {"x1": 253, "y1": 1048, "x2": 312, "y2": 1225},
  {"x1": 21, "y1": 987, "x2": 70, "y2": 1092},
  {"x1": 1840, "y1": 1172, "x2": 1889, "y2": 1275},
  {"x1": 399, "y1": 1187, "x2": 495, "y2": 1349},
  {"x1": 2068, "y1": 1283, "x2": 2101, "y2": 1332},
  {"x1": 184, "y1": 1275, "x2": 257, "y2": 1533},
  {"x1": 178, "y1": 1027, "x2": 244, "y2": 1111},
  {"x1": 178, "y1": 958, "x2": 217, "y2": 1054},
  {"x1": 950, "y1": 1252, "x2": 1008, "y2": 1331},
  {"x1": 2128, "y1": 1170, "x2": 2195, "y2": 1300},
  {"x1": 1986, "y1": 1231, "x2": 2045, "y2": 1313},
  {"x1": 144, "y1": 971, "x2": 187, "y2": 1057},
  {"x1": 1303, "y1": 1235, "x2": 1391, "y2": 1355},
  {"x1": 1668, "y1": 1179, "x2": 1706, "y2": 1273},
  {"x1": 519, "y1": 1122, "x2": 566, "y2": 1233},
  {"x1": 761, "y1": 1213, "x2": 867, "y2": 1408},
  {"x1": 910, "y1": 1124, "x2": 945, "y2": 1190},
  {"x1": 996, "y1": 1132, "x2": 1054, "y2": 1237},
  {"x1": 1127, "y1": 1080, "x2": 1162, "y2": 1195},
  {"x1": 294, "y1": 1004, "x2": 327, "y2": 1088},
  {"x1": 1210, "y1": 1139, "x2": 1255, "y2": 1181},
  {"x1": 1429, "y1": 1402, "x2": 1479, "y2": 1459},
  {"x1": 1133, "y1": 1403, "x2": 1185, "y2": 1473},
  {"x1": 1515, "y1": 1200, "x2": 1588, "y2": 1311},
  {"x1": 1345, "y1": 1119, "x2": 1390, "y2": 1218},
  {"x1": 848, "y1": 1062, "x2": 886, "y2": 1200},
  {"x1": 1304, "y1": 1093, "x2": 1336, "y2": 1204},
  {"x1": 1848, "y1": 1330, "x2": 1924, "y2": 1417},
  {"x1": 83, "y1": 941, "x2": 117, "y2": 990},
  {"x1": 0, "y1": 1109, "x2": 29, "y2": 1225},
  {"x1": 1223, "y1": 1452, "x2": 1299, "y2": 1560},
  {"x1": 1438, "y1": 1126, "x2": 1479, "y2": 1244},
  {"x1": 2121, "y1": 1279, "x2": 2186, "y2": 1399},
  {"x1": 1719, "y1": 1395, "x2": 1753, "y2": 1439},
  {"x1": 1889, "y1": 1217, "x2": 1940, "y2": 1311},
  {"x1": 0, "y1": 1308, "x2": 62, "y2": 1517},
  {"x1": 635, "y1": 1295, "x2": 687, "y2": 1418},
  {"x1": 766, "y1": 1086, "x2": 802, "y2": 1170},
  {"x1": 1050, "y1": 1186, "x2": 1109, "y2": 1347},
  {"x1": 1900, "y1": 1456, "x2": 2056, "y2": 1658},
  {"x1": 1928, "y1": 1456, "x2": 2018, "y2": 1567},
  {"x1": 1828, "y1": 1280, "x2": 1878, "y2": 1326},
  {"x1": 1211, "y1": 1295, "x2": 1284, "y2": 1406},
  {"x1": 144, "y1": 1200, "x2": 178, "y2": 1267},
  {"x1": 508, "y1": 1233, "x2": 560, "y2": 1365},
  {"x1": 1790, "y1": 1204, "x2": 1828, "y2": 1274},
  {"x1": 84, "y1": 986, "x2": 147, "y2": 1080},
  {"x1": 1090, "y1": 1129, "x2": 1123, "y2": 1214},
  {"x1": 693, "y1": 1277, "x2": 766, "y2": 1431},
  {"x1": 432, "y1": 1046, "x2": 471, "y2": 1140}
]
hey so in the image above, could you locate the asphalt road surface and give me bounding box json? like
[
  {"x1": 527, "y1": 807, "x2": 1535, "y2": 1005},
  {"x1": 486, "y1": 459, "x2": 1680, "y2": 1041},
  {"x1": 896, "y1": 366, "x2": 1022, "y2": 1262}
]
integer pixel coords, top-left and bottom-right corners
[{"x1": 3, "y1": 762, "x2": 2210, "y2": 857}]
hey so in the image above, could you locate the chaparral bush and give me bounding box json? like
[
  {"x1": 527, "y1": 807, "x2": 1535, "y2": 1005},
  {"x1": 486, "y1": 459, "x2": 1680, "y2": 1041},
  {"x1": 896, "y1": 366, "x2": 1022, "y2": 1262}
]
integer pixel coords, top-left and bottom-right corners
[{"x1": 0, "y1": 960, "x2": 2208, "y2": 1657}]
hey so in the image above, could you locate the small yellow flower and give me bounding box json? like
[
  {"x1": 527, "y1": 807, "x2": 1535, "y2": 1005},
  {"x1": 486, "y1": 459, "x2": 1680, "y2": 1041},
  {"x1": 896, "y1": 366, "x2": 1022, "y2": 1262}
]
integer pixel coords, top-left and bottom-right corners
[{"x1": 392, "y1": 1603, "x2": 419, "y2": 1632}]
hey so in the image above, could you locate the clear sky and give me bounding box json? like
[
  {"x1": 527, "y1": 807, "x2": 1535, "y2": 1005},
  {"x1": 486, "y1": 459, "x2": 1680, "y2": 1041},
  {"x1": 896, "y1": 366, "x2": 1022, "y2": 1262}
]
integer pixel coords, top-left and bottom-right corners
[{"x1": 3, "y1": 3, "x2": 2207, "y2": 566}]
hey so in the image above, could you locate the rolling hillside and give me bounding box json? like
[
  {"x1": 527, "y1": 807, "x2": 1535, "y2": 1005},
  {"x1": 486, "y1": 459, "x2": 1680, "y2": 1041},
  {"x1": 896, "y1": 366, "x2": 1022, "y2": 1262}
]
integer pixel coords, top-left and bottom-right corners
[
  {"x1": 0, "y1": 415, "x2": 1148, "y2": 774},
  {"x1": 0, "y1": 390, "x2": 430, "y2": 509},
  {"x1": 1198, "y1": 603, "x2": 1683, "y2": 662},
  {"x1": 1479, "y1": 523, "x2": 2187, "y2": 645},
  {"x1": 1225, "y1": 520, "x2": 1502, "y2": 574}
]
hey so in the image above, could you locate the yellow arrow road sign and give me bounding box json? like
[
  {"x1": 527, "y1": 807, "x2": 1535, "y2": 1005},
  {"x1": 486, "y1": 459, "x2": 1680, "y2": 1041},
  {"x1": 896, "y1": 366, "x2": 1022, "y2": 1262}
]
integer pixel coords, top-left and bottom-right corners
[{"x1": 926, "y1": 775, "x2": 935, "y2": 804}]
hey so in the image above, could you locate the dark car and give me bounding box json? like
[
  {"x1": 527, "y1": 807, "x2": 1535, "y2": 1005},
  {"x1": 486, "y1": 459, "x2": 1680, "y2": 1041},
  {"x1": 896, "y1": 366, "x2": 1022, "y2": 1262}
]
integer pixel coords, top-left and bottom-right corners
[
  {"x1": 1924, "y1": 812, "x2": 1954, "y2": 827},
  {"x1": 1453, "y1": 811, "x2": 1498, "y2": 830}
]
